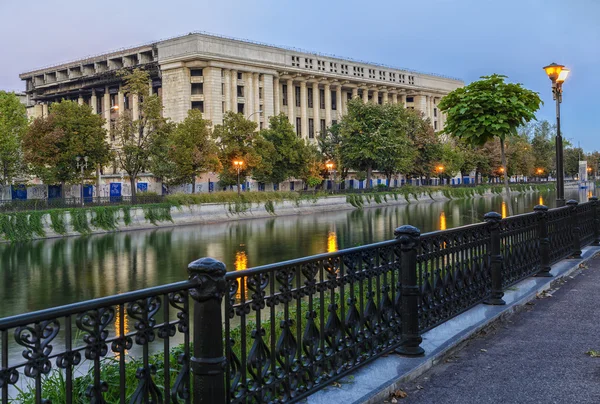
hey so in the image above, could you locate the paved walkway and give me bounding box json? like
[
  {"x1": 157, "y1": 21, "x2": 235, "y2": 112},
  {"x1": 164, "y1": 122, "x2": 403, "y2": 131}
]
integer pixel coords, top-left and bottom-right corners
[{"x1": 393, "y1": 255, "x2": 600, "y2": 404}]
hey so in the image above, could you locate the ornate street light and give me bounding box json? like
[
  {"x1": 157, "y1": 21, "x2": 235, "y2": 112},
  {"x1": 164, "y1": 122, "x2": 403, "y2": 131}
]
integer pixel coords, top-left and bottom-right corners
[
  {"x1": 233, "y1": 160, "x2": 244, "y2": 196},
  {"x1": 325, "y1": 162, "x2": 335, "y2": 192},
  {"x1": 436, "y1": 165, "x2": 444, "y2": 185},
  {"x1": 543, "y1": 62, "x2": 570, "y2": 207}
]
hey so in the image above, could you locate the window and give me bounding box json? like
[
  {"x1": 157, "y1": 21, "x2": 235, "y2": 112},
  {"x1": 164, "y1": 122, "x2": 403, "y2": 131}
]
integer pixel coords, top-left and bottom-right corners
[
  {"x1": 320, "y1": 119, "x2": 326, "y2": 134},
  {"x1": 406, "y1": 96, "x2": 414, "y2": 103},
  {"x1": 291, "y1": 56, "x2": 300, "y2": 67},
  {"x1": 434, "y1": 108, "x2": 437, "y2": 117},
  {"x1": 96, "y1": 97, "x2": 103, "y2": 114},
  {"x1": 237, "y1": 103, "x2": 244, "y2": 114},
  {"x1": 347, "y1": 92, "x2": 352, "y2": 101},
  {"x1": 221, "y1": 84, "x2": 224, "y2": 95},
  {"x1": 260, "y1": 122, "x2": 264, "y2": 130},
  {"x1": 237, "y1": 86, "x2": 244, "y2": 97},
  {"x1": 308, "y1": 88, "x2": 313, "y2": 108},
  {"x1": 191, "y1": 69, "x2": 203, "y2": 77},
  {"x1": 378, "y1": 96, "x2": 382, "y2": 105},
  {"x1": 329, "y1": 62, "x2": 338, "y2": 73},
  {"x1": 237, "y1": 72, "x2": 243, "y2": 80},
  {"x1": 295, "y1": 86, "x2": 301, "y2": 107},
  {"x1": 259, "y1": 87, "x2": 263, "y2": 99},
  {"x1": 408, "y1": 75, "x2": 415, "y2": 85},
  {"x1": 123, "y1": 95, "x2": 130, "y2": 110},
  {"x1": 309, "y1": 118, "x2": 314, "y2": 138},
  {"x1": 331, "y1": 91, "x2": 337, "y2": 110},
  {"x1": 319, "y1": 89, "x2": 325, "y2": 109},
  {"x1": 282, "y1": 85, "x2": 288, "y2": 106},
  {"x1": 191, "y1": 83, "x2": 203, "y2": 95},
  {"x1": 191, "y1": 101, "x2": 204, "y2": 113},
  {"x1": 434, "y1": 121, "x2": 438, "y2": 130},
  {"x1": 110, "y1": 94, "x2": 117, "y2": 108},
  {"x1": 296, "y1": 117, "x2": 301, "y2": 137}
]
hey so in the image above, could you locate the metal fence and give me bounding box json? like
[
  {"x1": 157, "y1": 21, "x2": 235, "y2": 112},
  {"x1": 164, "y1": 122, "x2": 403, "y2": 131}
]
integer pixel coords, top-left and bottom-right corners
[
  {"x1": 0, "y1": 195, "x2": 166, "y2": 213},
  {"x1": 0, "y1": 198, "x2": 598, "y2": 403}
]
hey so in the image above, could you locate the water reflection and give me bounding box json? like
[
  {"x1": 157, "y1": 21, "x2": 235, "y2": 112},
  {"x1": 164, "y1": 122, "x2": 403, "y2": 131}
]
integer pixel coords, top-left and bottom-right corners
[
  {"x1": 234, "y1": 251, "x2": 248, "y2": 302},
  {"x1": 114, "y1": 305, "x2": 130, "y2": 359},
  {"x1": 501, "y1": 201, "x2": 507, "y2": 219},
  {"x1": 0, "y1": 189, "x2": 587, "y2": 318},
  {"x1": 539, "y1": 195, "x2": 544, "y2": 206}
]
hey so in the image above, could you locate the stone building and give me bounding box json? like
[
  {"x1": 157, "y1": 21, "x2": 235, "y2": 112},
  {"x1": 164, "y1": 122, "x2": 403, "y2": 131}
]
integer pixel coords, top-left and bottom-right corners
[{"x1": 18, "y1": 32, "x2": 464, "y2": 193}]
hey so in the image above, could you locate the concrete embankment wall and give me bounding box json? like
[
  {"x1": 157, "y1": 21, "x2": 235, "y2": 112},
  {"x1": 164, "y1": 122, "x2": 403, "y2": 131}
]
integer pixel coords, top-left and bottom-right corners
[{"x1": 13, "y1": 190, "x2": 511, "y2": 241}]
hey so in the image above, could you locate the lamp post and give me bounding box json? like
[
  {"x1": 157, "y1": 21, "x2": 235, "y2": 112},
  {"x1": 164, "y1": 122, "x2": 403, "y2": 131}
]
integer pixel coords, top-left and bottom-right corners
[
  {"x1": 325, "y1": 162, "x2": 334, "y2": 192},
  {"x1": 436, "y1": 165, "x2": 444, "y2": 185},
  {"x1": 543, "y1": 63, "x2": 570, "y2": 207},
  {"x1": 76, "y1": 156, "x2": 88, "y2": 207},
  {"x1": 233, "y1": 160, "x2": 244, "y2": 196}
]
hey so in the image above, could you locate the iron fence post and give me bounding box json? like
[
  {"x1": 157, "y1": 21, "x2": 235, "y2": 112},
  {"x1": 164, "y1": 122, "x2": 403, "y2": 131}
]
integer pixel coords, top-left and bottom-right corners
[
  {"x1": 394, "y1": 225, "x2": 424, "y2": 356},
  {"x1": 483, "y1": 212, "x2": 505, "y2": 305},
  {"x1": 566, "y1": 200, "x2": 582, "y2": 258},
  {"x1": 534, "y1": 205, "x2": 552, "y2": 277},
  {"x1": 188, "y1": 257, "x2": 227, "y2": 404},
  {"x1": 591, "y1": 196, "x2": 600, "y2": 245}
]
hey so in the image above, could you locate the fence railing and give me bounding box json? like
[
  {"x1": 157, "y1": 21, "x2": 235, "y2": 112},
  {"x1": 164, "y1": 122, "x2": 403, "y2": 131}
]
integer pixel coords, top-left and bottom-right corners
[
  {"x1": 0, "y1": 195, "x2": 166, "y2": 213},
  {"x1": 0, "y1": 198, "x2": 598, "y2": 403}
]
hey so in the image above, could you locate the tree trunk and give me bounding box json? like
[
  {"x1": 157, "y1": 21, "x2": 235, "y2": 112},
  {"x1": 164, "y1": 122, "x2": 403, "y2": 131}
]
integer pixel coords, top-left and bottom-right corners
[
  {"x1": 366, "y1": 166, "x2": 372, "y2": 189},
  {"x1": 192, "y1": 175, "x2": 196, "y2": 194},
  {"x1": 130, "y1": 176, "x2": 137, "y2": 204},
  {"x1": 500, "y1": 138, "x2": 513, "y2": 216}
]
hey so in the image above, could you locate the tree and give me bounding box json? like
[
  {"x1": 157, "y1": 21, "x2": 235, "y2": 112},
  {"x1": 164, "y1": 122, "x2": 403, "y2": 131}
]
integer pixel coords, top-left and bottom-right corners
[
  {"x1": 253, "y1": 114, "x2": 309, "y2": 185},
  {"x1": 438, "y1": 74, "x2": 542, "y2": 214},
  {"x1": 318, "y1": 123, "x2": 349, "y2": 182},
  {"x1": 23, "y1": 100, "x2": 110, "y2": 187},
  {"x1": 405, "y1": 110, "x2": 442, "y2": 181},
  {"x1": 167, "y1": 110, "x2": 220, "y2": 193},
  {"x1": 530, "y1": 120, "x2": 555, "y2": 178},
  {"x1": 113, "y1": 69, "x2": 170, "y2": 201},
  {"x1": 564, "y1": 147, "x2": 584, "y2": 178},
  {"x1": 214, "y1": 112, "x2": 262, "y2": 193},
  {"x1": 439, "y1": 142, "x2": 465, "y2": 182},
  {"x1": 0, "y1": 91, "x2": 27, "y2": 185},
  {"x1": 339, "y1": 99, "x2": 414, "y2": 188},
  {"x1": 506, "y1": 133, "x2": 534, "y2": 177},
  {"x1": 587, "y1": 151, "x2": 600, "y2": 179}
]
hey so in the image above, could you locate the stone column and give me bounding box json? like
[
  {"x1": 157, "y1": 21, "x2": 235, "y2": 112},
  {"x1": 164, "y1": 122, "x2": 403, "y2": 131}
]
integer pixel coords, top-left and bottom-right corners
[
  {"x1": 352, "y1": 88, "x2": 358, "y2": 99},
  {"x1": 362, "y1": 87, "x2": 369, "y2": 103},
  {"x1": 391, "y1": 93, "x2": 398, "y2": 104},
  {"x1": 77, "y1": 96, "x2": 84, "y2": 105},
  {"x1": 400, "y1": 93, "x2": 407, "y2": 107},
  {"x1": 287, "y1": 78, "x2": 294, "y2": 125},
  {"x1": 132, "y1": 94, "x2": 139, "y2": 121},
  {"x1": 373, "y1": 89, "x2": 379, "y2": 104},
  {"x1": 253, "y1": 73, "x2": 260, "y2": 124},
  {"x1": 300, "y1": 80, "x2": 308, "y2": 138},
  {"x1": 382, "y1": 91, "x2": 389, "y2": 104},
  {"x1": 161, "y1": 66, "x2": 191, "y2": 123},
  {"x1": 117, "y1": 86, "x2": 124, "y2": 116},
  {"x1": 224, "y1": 70, "x2": 231, "y2": 112},
  {"x1": 90, "y1": 90, "x2": 97, "y2": 114},
  {"x1": 230, "y1": 70, "x2": 238, "y2": 113},
  {"x1": 204, "y1": 67, "x2": 224, "y2": 125},
  {"x1": 324, "y1": 82, "x2": 332, "y2": 127},
  {"x1": 263, "y1": 74, "x2": 274, "y2": 123},
  {"x1": 312, "y1": 81, "x2": 319, "y2": 133},
  {"x1": 273, "y1": 77, "x2": 280, "y2": 115},
  {"x1": 103, "y1": 87, "x2": 111, "y2": 129},
  {"x1": 42, "y1": 103, "x2": 49, "y2": 117},
  {"x1": 341, "y1": 86, "x2": 348, "y2": 115},
  {"x1": 336, "y1": 85, "x2": 343, "y2": 120},
  {"x1": 246, "y1": 73, "x2": 254, "y2": 119}
]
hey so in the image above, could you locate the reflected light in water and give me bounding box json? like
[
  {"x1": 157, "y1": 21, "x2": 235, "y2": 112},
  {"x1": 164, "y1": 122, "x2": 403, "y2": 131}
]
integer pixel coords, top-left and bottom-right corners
[
  {"x1": 588, "y1": 191, "x2": 593, "y2": 200},
  {"x1": 327, "y1": 231, "x2": 338, "y2": 253},
  {"x1": 235, "y1": 251, "x2": 248, "y2": 301},
  {"x1": 114, "y1": 305, "x2": 129, "y2": 359},
  {"x1": 439, "y1": 211, "x2": 447, "y2": 231},
  {"x1": 539, "y1": 195, "x2": 544, "y2": 206},
  {"x1": 501, "y1": 201, "x2": 507, "y2": 218}
]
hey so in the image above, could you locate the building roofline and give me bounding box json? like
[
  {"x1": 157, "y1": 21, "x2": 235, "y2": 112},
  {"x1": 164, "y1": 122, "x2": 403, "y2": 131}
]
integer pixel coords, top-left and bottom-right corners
[{"x1": 20, "y1": 31, "x2": 463, "y2": 83}]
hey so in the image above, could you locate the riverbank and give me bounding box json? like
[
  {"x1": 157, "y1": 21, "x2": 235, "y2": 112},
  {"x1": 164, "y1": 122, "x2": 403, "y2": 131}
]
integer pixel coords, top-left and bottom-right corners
[{"x1": 0, "y1": 184, "x2": 553, "y2": 242}]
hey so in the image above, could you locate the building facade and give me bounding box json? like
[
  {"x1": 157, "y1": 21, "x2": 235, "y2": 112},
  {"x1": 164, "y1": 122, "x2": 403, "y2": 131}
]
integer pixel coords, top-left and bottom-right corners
[{"x1": 19, "y1": 32, "x2": 464, "y2": 194}]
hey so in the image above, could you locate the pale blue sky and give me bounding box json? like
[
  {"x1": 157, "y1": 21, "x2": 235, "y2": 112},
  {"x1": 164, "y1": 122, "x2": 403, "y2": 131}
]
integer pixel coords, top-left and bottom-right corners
[{"x1": 1, "y1": 0, "x2": 597, "y2": 150}]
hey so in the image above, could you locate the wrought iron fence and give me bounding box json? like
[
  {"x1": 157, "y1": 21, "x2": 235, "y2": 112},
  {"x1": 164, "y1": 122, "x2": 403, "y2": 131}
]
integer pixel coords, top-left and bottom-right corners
[
  {"x1": 0, "y1": 195, "x2": 166, "y2": 213},
  {"x1": 0, "y1": 198, "x2": 598, "y2": 403}
]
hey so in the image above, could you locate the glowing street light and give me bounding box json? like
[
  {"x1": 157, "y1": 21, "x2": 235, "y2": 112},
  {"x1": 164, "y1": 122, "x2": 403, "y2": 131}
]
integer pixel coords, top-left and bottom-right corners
[
  {"x1": 233, "y1": 159, "x2": 244, "y2": 196},
  {"x1": 325, "y1": 162, "x2": 335, "y2": 192},
  {"x1": 543, "y1": 62, "x2": 570, "y2": 207}
]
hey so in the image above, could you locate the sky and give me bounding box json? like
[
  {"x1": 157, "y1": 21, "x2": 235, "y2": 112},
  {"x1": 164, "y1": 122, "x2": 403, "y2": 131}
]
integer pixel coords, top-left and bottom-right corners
[{"x1": 1, "y1": 0, "x2": 598, "y2": 150}]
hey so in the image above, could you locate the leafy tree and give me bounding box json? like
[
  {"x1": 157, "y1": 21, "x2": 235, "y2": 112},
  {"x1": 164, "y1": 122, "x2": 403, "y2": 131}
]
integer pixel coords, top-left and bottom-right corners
[
  {"x1": 214, "y1": 112, "x2": 262, "y2": 192},
  {"x1": 23, "y1": 100, "x2": 110, "y2": 187},
  {"x1": 564, "y1": 147, "x2": 584, "y2": 178},
  {"x1": 0, "y1": 91, "x2": 27, "y2": 185},
  {"x1": 298, "y1": 143, "x2": 325, "y2": 189},
  {"x1": 113, "y1": 69, "x2": 171, "y2": 201},
  {"x1": 587, "y1": 151, "x2": 600, "y2": 179},
  {"x1": 167, "y1": 110, "x2": 220, "y2": 193},
  {"x1": 506, "y1": 133, "x2": 535, "y2": 177},
  {"x1": 318, "y1": 123, "x2": 349, "y2": 182},
  {"x1": 339, "y1": 99, "x2": 414, "y2": 188},
  {"x1": 405, "y1": 110, "x2": 442, "y2": 181},
  {"x1": 438, "y1": 74, "x2": 542, "y2": 214},
  {"x1": 529, "y1": 120, "x2": 555, "y2": 178},
  {"x1": 253, "y1": 114, "x2": 309, "y2": 185},
  {"x1": 439, "y1": 142, "x2": 465, "y2": 182}
]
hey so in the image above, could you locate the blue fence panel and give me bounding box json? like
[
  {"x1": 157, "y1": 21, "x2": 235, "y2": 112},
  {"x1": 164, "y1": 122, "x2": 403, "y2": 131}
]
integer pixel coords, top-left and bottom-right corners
[
  {"x1": 83, "y1": 185, "x2": 94, "y2": 203},
  {"x1": 11, "y1": 185, "x2": 26, "y2": 200},
  {"x1": 110, "y1": 183, "x2": 122, "y2": 203},
  {"x1": 137, "y1": 182, "x2": 148, "y2": 193},
  {"x1": 48, "y1": 185, "x2": 62, "y2": 199}
]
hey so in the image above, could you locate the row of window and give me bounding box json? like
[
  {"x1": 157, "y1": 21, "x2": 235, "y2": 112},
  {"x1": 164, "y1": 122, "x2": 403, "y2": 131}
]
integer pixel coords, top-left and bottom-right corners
[
  {"x1": 290, "y1": 56, "x2": 415, "y2": 84},
  {"x1": 295, "y1": 118, "x2": 338, "y2": 138}
]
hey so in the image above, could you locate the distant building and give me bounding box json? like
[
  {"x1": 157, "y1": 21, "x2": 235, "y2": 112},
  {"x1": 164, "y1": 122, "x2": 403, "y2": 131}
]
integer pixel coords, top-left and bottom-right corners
[{"x1": 18, "y1": 32, "x2": 464, "y2": 194}]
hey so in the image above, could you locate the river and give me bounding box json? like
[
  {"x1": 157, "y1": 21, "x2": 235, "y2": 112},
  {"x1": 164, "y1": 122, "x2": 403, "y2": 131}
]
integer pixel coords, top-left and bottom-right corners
[{"x1": 0, "y1": 188, "x2": 592, "y2": 319}]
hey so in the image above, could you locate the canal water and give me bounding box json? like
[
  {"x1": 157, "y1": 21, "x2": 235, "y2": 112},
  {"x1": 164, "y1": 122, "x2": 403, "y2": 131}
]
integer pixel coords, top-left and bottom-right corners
[{"x1": 0, "y1": 189, "x2": 591, "y2": 319}]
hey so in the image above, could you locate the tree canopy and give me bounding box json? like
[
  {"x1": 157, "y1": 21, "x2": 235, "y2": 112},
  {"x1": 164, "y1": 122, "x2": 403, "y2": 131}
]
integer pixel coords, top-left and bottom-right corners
[{"x1": 0, "y1": 91, "x2": 28, "y2": 185}]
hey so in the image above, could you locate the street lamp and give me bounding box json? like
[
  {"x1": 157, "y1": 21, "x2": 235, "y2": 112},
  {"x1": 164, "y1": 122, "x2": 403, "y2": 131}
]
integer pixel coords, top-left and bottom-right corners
[
  {"x1": 76, "y1": 156, "x2": 88, "y2": 207},
  {"x1": 436, "y1": 165, "x2": 444, "y2": 185},
  {"x1": 325, "y1": 162, "x2": 335, "y2": 192},
  {"x1": 233, "y1": 159, "x2": 244, "y2": 196},
  {"x1": 543, "y1": 62, "x2": 570, "y2": 207}
]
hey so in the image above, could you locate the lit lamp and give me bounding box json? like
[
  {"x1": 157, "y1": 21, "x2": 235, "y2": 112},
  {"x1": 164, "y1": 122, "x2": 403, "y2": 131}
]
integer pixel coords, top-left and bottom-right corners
[
  {"x1": 436, "y1": 165, "x2": 444, "y2": 185},
  {"x1": 543, "y1": 62, "x2": 570, "y2": 207},
  {"x1": 233, "y1": 159, "x2": 244, "y2": 196},
  {"x1": 325, "y1": 162, "x2": 335, "y2": 192}
]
